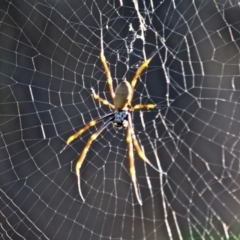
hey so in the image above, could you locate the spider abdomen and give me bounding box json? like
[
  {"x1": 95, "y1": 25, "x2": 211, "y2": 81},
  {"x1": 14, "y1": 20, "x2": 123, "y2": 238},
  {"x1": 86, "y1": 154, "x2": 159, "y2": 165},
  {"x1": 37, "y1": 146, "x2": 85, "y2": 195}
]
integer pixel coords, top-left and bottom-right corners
[{"x1": 113, "y1": 81, "x2": 133, "y2": 110}]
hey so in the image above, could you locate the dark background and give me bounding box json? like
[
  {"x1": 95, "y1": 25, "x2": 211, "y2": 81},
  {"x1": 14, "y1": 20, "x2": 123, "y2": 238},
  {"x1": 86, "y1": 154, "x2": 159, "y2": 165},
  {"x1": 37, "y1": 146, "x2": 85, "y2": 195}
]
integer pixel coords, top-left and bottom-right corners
[{"x1": 1, "y1": 1, "x2": 240, "y2": 239}]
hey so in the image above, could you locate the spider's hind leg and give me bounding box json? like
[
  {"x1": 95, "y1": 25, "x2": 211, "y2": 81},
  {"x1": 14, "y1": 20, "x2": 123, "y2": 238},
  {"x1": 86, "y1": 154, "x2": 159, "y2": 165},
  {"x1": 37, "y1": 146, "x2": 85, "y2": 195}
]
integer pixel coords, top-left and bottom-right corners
[
  {"x1": 130, "y1": 50, "x2": 158, "y2": 90},
  {"x1": 100, "y1": 52, "x2": 115, "y2": 100}
]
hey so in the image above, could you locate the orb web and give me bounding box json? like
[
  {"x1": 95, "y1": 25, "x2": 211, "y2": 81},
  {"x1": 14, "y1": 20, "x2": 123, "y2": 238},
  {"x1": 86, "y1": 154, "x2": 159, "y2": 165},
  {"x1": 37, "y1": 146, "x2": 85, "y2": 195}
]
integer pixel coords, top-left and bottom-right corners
[{"x1": 0, "y1": 1, "x2": 240, "y2": 239}]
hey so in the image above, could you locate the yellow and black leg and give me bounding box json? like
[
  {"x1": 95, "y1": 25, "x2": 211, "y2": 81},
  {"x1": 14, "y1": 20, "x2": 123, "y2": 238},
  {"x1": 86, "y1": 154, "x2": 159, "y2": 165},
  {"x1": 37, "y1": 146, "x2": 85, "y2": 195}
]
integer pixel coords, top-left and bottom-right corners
[
  {"x1": 130, "y1": 50, "x2": 158, "y2": 90},
  {"x1": 126, "y1": 118, "x2": 142, "y2": 205},
  {"x1": 75, "y1": 116, "x2": 114, "y2": 201},
  {"x1": 100, "y1": 51, "x2": 115, "y2": 99}
]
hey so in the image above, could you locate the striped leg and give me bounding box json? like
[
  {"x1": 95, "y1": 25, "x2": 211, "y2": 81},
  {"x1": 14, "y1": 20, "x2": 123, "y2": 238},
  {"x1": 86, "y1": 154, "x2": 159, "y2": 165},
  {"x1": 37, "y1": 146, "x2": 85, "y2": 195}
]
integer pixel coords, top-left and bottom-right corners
[
  {"x1": 75, "y1": 117, "x2": 114, "y2": 201},
  {"x1": 130, "y1": 50, "x2": 158, "y2": 90},
  {"x1": 128, "y1": 114, "x2": 159, "y2": 172},
  {"x1": 131, "y1": 104, "x2": 156, "y2": 111},
  {"x1": 100, "y1": 52, "x2": 115, "y2": 99},
  {"x1": 93, "y1": 93, "x2": 115, "y2": 109},
  {"x1": 126, "y1": 119, "x2": 142, "y2": 205},
  {"x1": 65, "y1": 112, "x2": 114, "y2": 146}
]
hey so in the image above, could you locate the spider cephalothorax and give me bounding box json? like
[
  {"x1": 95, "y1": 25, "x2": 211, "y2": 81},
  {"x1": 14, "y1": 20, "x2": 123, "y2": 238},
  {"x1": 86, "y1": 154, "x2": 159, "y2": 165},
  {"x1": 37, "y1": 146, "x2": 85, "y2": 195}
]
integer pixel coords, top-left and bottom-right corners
[
  {"x1": 63, "y1": 50, "x2": 159, "y2": 205},
  {"x1": 113, "y1": 108, "x2": 129, "y2": 129}
]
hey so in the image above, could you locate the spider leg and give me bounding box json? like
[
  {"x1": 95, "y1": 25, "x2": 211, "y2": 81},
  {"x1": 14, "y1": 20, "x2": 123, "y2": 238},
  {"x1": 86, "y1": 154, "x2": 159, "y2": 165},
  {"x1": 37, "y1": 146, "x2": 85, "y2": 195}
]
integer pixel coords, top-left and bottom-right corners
[
  {"x1": 128, "y1": 114, "x2": 160, "y2": 173},
  {"x1": 93, "y1": 93, "x2": 115, "y2": 109},
  {"x1": 100, "y1": 51, "x2": 115, "y2": 99},
  {"x1": 131, "y1": 50, "x2": 158, "y2": 90},
  {"x1": 131, "y1": 104, "x2": 156, "y2": 111},
  {"x1": 65, "y1": 112, "x2": 114, "y2": 146},
  {"x1": 126, "y1": 118, "x2": 142, "y2": 205},
  {"x1": 75, "y1": 116, "x2": 114, "y2": 202}
]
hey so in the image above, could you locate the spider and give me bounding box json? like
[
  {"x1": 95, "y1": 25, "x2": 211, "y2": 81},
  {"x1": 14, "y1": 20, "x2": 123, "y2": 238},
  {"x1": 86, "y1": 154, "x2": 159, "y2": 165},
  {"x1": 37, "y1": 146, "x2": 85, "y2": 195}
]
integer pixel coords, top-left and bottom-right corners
[{"x1": 63, "y1": 50, "x2": 159, "y2": 205}]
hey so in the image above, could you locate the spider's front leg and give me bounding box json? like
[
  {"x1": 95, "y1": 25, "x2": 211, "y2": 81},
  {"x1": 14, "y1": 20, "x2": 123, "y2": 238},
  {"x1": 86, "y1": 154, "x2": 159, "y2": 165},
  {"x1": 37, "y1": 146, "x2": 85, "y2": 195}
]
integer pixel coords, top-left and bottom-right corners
[
  {"x1": 126, "y1": 119, "x2": 143, "y2": 205},
  {"x1": 128, "y1": 114, "x2": 160, "y2": 172},
  {"x1": 63, "y1": 112, "x2": 114, "y2": 148},
  {"x1": 75, "y1": 116, "x2": 114, "y2": 201}
]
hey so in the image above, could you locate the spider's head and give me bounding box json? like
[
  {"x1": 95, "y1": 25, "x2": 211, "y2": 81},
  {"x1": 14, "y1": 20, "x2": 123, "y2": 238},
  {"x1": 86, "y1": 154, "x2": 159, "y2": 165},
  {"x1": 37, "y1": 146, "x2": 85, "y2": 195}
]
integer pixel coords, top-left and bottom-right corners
[{"x1": 113, "y1": 109, "x2": 129, "y2": 130}]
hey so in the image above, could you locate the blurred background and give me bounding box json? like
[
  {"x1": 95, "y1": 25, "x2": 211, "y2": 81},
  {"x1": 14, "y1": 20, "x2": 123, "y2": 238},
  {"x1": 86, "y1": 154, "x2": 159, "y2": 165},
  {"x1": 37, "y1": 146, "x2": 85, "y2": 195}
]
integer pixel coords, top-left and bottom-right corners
[{"x1": 1, "y1": 1, "x2": 240, "y2": 239}]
